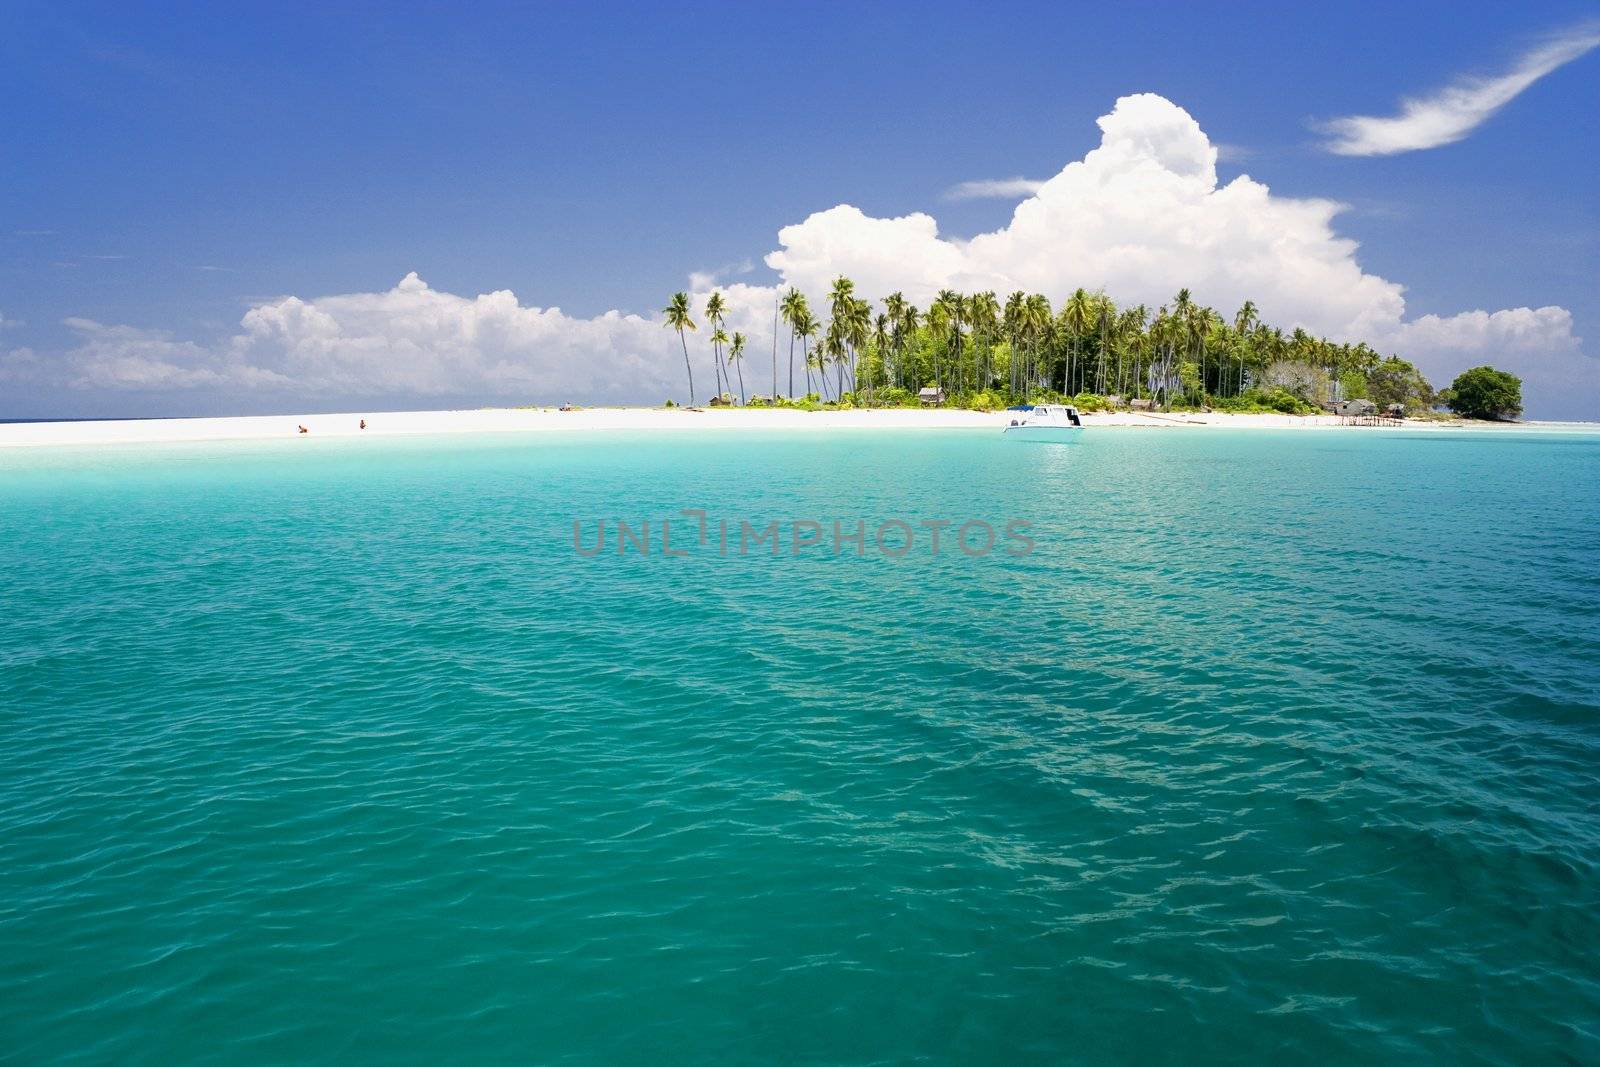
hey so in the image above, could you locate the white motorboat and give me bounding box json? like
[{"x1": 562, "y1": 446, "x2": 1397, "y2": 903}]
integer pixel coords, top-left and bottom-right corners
[{"x1": 1003, "y1": 404, "x2": 1084, "y2": 441}]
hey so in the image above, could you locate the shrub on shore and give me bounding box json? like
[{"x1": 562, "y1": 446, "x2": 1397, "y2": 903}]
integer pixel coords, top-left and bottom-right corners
[
  {"x1": 1447, "y1": 366, "x2": 1522, "y2": 421},
  {"x1": 1211, "y1": 387, "x2": 1319, "y2": 415}
]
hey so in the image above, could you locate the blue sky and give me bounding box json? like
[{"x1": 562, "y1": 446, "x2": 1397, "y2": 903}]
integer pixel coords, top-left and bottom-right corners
[{"x1": 2, "y1": 1, "x2": 1596, "y2": 418}]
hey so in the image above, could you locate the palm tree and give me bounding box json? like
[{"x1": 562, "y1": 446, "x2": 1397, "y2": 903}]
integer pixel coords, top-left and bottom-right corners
[
  {"x1": 969, "y1": 291, "x2": 1000, "y2": 391},
  {"x1": 1063, "y1": 288, "x2": 1095, "y2": 395},
  {"x1": 745, "y1": 278, "x2": 1397, "y2": 413},
  {"x1": 828, "y1": 276, "x2": 856, "y2": 322},
  {"x1": 930, "y1": 290, "x2": 969, "y2": 396},
  {"x1": 894, "y1": 299, "x2": 920, "y2": 390},
  {"x1": 1205, "y1": 319, "x2": 1231, "y2": 400},
  {"x1": 1094, "y1": 293, "x2": 1116, "y2": 395},
  {"x1": 871, "y1": 313, "x2": 890, "y2": 403},
  {"x1": 1190, "y1": 305, "x2": 1218, "y2": 400},
  {"x1": 820, "y1": 325, "x2": 844, "y2": 402},
  {"x1": 1003, "y1": 291, "x2": 1025, "y2": 395},
  {"x1": 1259, "y1": 324, "x2": 1287, "y2": 391},
  {"x1": 1119, "y1": 305, "x2": 1148, "y2": 401},
  {"x1": 794, "y1": 309, "x2": 819, "y2": 398},
  {"x1": 883, "y1": 292, "x2": 908, "y2": 388},
  {"x1": 1150, "y1": 305, "x2": 1178, "y2": 410},
  {"x1": 1163, "y1": 289, "x2": 1199, "y2": 404},
  {"x1": 927, "y1": 295, "x2": 950, "y2": 394},
  {"x1": 845, "y1": 297, "x2": 871, "y2": 400},
  {"x1": 1289, "y1": 327, "x2": 1321, "y2": 400},
  {"x1": 728, "y1": 331, "x2": 747, "y2": 406},
  {"x1": 1022, "y1": 294, "x2": 1051, "y2": 397},
  {"x1": 780, "y1": 288, "x2": 807, "y2": 399},
  {"x1": 826, "y1": 277, "x2": 857, "y2": 400},
  {"x1": 704, "y1": 291, "x2": 729, "y2": 401},
  {"x1": 1172, "y1": 288, "x2": 1194, "y2": 321},
  {"x1": 710, "y1": 325, "x2": 730, "y2": 403},
  {"x1": 663, "y1": 291, "x2": 697, "y2": 405},
  {"x1": 1233, "y1": 300, "x2": 1258, "y2": 396}
]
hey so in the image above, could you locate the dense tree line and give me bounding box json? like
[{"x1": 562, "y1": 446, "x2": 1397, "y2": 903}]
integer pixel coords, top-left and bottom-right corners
[{"x1": 665, "y1": 279, "x2": 1452, "y2": 414}]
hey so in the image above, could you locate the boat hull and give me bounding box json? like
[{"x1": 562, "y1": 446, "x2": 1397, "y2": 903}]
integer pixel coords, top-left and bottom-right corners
[{"x1": 1003, "y1": 425, "x2": 1083, "y2": 442}]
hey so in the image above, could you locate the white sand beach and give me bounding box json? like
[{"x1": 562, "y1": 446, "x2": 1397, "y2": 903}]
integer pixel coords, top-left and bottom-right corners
[{"x1": 0, "y1": 406, "x2": 1588, "y2": 448}]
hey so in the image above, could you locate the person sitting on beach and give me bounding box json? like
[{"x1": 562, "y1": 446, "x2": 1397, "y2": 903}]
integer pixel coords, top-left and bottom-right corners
[
  {"x1": 359, "y1": 419, "x2": 366, "y2": 429},
  {"x1": 298, "y1": 425, "x2": 308, "y2": 434}
]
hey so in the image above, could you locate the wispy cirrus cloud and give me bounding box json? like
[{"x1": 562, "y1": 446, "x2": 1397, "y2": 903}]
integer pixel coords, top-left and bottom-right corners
[
  {"x1": 1317, "y1": 21, "x2": 1600, "y2": 156},
  {"x1": 943, "y1": 177, "x2": 1047, "y2": 201}
]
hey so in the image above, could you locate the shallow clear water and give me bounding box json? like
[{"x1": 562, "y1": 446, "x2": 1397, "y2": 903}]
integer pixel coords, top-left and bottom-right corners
[{"x1": 2, "y1": 429, "x2": 1598, "y2": 1064}]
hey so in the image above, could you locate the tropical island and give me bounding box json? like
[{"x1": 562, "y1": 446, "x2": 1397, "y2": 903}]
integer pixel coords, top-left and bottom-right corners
[
  {"x1": 0, "y1": 281, "x2": 1541, "y2": 449},
  {"x1": 665, "y1": 280, "x2": 1524, "y2": 421}
]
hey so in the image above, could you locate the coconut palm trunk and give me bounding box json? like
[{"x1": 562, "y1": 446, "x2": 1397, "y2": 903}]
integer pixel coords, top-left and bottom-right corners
[
  {"x1": 730, "y1": 332, "x2": 748, "y2": 407},
  {"x1": 680, "y1": 331, "x2": 695, "y2": 405},
  {"x1": 663, "y1": 292, "x2": 697, "y2": 406}
]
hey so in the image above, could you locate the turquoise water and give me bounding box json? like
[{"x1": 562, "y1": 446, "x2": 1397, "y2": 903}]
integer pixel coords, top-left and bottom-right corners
[{"x1": 2, "y1": 428, "x2": 1598, "y2": 1064}]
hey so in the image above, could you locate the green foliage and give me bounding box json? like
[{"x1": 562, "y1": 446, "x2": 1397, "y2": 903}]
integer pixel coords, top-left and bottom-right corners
[
  {"x1": 872, "y1": 386, "x2": 917, "y2": 407},
  {"x1": 1261, "y1": 361, "x2": 1331, "y2": 402},
  {"x1": 1069, "y1": 393, "x2": 1115, "y2": 412},
  {"x1": 1404, "y1": 407, "x2": 1458, "y2": 422},
  {"x1": 1366, "y1": 357, "x2": 1434, "y2": 410},
  {"x1": 775, "y1": 394, "x2": 824, "y2": 411},
  {"x1": 1212, "y1": 388, "x2": 1319, "y2": 415},
  {"x1": 964, "y1": 389, "x2": 1009, "y2": 411},
  {"x1": 663, "y1": 398, "x2": 676, "y2": 408},
  {"x1": 674, "y1": 281, "x2": 1482, "y2": 413},
  {"x1": 1176, "y1": 360, "x2": 1202, "y2": 404},
  {"x1": 1448, "y1": 366, "x2": 1522, "y2": 420}
]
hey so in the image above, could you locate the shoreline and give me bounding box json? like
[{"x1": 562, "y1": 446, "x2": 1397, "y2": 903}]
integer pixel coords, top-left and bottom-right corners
[{"x1": 0, "y1": 406, "x2": 1593, "y2": 448}]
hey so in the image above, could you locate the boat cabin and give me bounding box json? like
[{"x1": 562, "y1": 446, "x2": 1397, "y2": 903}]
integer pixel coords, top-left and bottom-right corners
[{"x1": 1009, "y1": 404, "x2": 1082, "y2": 427}]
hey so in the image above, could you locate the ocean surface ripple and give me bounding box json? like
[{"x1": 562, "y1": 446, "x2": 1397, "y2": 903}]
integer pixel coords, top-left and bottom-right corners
[{"x1": 2, "y1": 429, "x2": 1598, "y2": 1064}]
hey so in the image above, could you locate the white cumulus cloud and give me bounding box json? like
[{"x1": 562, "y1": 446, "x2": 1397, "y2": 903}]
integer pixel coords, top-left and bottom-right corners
[
  {"x1": 944, "y1": 177, "x2": 1048, "y2": 201},
  {"x1": 773, "y1": 94, "x2": 1402, "y2": 335},
  {"x1": 231, "y1": 273, "x2": 671, "y2": 398},
  {"x1": 765, "y1": 93, "x2": 1587, "y2": 407},
  {"x1": 54, "y1": 318, "x2": 263, "y2": 390},
  {"x1": 687, "y1": 258, "x2": 754, "y2": 292},
  {"x1": 1318, "y1": 22, "x2": 1600, "y2": 155},
  {"x1": 11, "y1": 93, "x2": 1591, "y2": 416}
]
